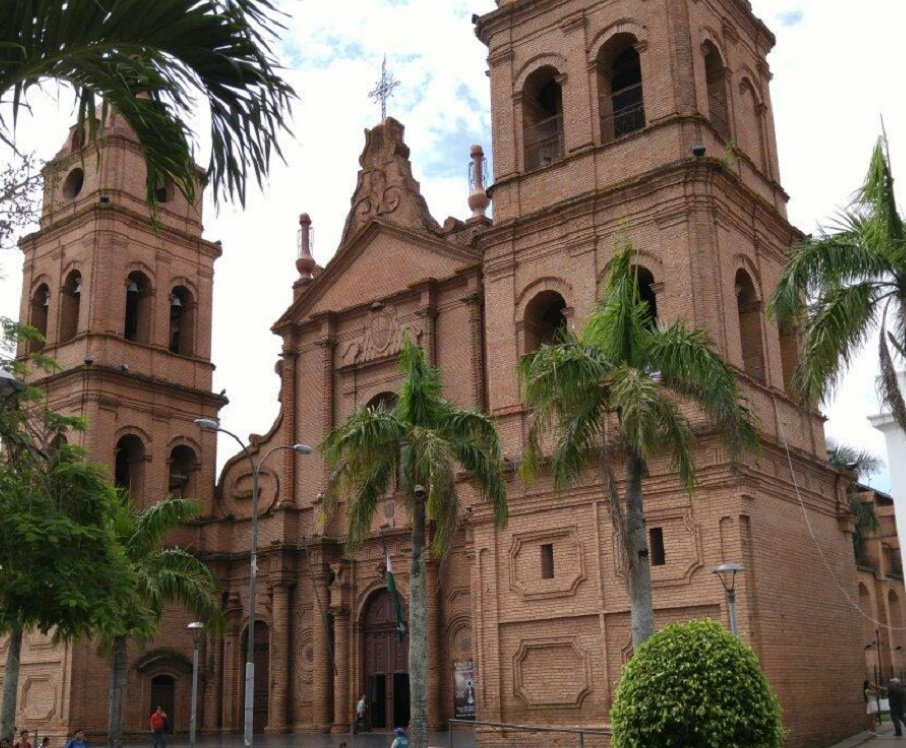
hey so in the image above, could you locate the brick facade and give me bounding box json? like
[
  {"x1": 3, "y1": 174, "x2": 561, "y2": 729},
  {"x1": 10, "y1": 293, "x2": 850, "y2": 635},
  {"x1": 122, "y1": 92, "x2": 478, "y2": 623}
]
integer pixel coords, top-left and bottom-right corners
[{"x1": 4, "y1": 1, "x2": 878, "y2": 746}]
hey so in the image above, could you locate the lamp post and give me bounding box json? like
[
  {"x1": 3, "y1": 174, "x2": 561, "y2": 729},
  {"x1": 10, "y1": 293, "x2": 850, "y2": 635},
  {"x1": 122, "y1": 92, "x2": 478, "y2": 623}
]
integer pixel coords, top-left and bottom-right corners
[
  {"x1": 194, "y1": 418, "x2": 311, "y2": 748},
  {"x1": 712, "y1": 562, "x2": 744, "y2": 636},
  {"x1": 187, "y1": 621, "x2": 204, "y2": 748}
]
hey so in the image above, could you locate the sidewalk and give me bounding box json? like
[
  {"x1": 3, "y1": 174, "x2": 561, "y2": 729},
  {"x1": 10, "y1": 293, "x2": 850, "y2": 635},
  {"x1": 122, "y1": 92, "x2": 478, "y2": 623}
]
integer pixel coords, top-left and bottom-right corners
[
  {"x1": 121, "y1": 730, "x2": 468, "y2": 748},
  {"x1": 830, "y1": 721, "x2": 904, "y2": 747}
]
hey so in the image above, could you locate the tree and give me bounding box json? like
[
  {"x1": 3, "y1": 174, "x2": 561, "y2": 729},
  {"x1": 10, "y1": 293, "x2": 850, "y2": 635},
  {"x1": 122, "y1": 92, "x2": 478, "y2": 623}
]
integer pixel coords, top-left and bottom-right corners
[
  {"x1": 769, "y1": 135, "x2": 906, "y2": 432},
  {"x1": 0, "y1": 0, "x2": 296, "y2": 207},
  {"x1": 827, "y1": 440, "x2": 883, "y2": 566},
  {"x1": 103, "y1": 497, "x2": 223, "y2": 748},
  {"x1": 0, "y1": 153, "x2": 41, "y2": 252},
  {"x1": 519, "y1": 242, "x2": 758, "y2": 649},
  {"x1": 610, "y1": 620, "x2": 785, "y2": 747},
  {"x1": 0, "y1": 323, "x2": 134, "y2": 742},
  {"x1": 322, "y1": 339, "x2": 507, "y2": 748}
]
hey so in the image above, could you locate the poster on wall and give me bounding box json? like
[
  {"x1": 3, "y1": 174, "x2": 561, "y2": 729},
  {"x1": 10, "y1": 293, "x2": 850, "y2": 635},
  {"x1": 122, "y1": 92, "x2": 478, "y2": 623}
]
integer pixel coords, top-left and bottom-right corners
[{"x1": 453, "y1": 660, "x2": 476, "y2": 720}]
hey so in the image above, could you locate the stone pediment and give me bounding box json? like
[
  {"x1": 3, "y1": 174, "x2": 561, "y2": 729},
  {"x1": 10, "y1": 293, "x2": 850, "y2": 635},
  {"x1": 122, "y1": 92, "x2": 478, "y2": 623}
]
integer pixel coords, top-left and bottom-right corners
[{"x1": 340, "y1": 118, "x2": 441, "y2": 245}]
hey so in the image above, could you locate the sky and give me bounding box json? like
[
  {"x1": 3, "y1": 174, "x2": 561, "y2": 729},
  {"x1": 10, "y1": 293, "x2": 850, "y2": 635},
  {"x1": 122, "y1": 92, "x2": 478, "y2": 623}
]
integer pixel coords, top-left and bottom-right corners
[{"x1": 1, "y1": 0, "x2": 905, "y2": 506}]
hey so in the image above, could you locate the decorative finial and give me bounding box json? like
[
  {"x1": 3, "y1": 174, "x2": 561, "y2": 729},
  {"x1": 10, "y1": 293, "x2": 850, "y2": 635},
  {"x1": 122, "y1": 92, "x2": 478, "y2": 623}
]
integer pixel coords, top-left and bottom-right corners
[
  {"x1": 467, "y1": 144, "x2": 490, "y2": 220},
  {"x1": 369, "y1": 55, "x2": 400, "y2": 121},
  {"x1": 296, "y1": 213, "x2": 315, "y2": 279}
]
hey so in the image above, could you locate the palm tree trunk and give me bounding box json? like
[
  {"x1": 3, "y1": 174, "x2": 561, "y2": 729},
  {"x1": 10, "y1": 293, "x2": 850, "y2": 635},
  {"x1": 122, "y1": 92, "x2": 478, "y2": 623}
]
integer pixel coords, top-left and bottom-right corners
[
  {"x1": 409, "y1": 496, "x2": 429, "y2": 748},
  {"x1": 107, "y1": 635, "x2": 128, "y2": 748},
  {"x1": 625, "y1": 451, "x2": 655, "y2": 650},
  {"x1": 1, "y1": 622, "x2": 23, "y2": 742}
]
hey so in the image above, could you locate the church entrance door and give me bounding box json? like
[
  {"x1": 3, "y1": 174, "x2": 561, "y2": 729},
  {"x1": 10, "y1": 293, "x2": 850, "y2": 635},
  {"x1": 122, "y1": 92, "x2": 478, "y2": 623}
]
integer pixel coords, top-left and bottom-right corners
[{"x1": 363, "y1": 589, "x2": 409, "y2": 730}]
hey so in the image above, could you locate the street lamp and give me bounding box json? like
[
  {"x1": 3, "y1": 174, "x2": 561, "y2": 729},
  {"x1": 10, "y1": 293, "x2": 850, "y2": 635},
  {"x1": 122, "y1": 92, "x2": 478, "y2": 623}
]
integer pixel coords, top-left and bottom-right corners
[
  {"x1": 194, "y1": 418, "x2": 311, "y2": 748},
  {"x1": 712, "y1": 562, "x2": 744, "y2": 636},
  {"x1": 187, "y1": 621, "x2": 205, "y2": 748}
]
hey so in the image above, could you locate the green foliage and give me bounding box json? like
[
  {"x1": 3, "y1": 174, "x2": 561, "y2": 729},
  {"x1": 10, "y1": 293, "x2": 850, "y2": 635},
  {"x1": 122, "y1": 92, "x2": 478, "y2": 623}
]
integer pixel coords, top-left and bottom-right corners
[
  {"x1": 768, "y1": 136, "x2": 906, "y2": 432},
  {"x1": 827, "y1": 440, "x2": 883, "y2": 565},
  {"x1": 0, "y1": 0, "x2": 296, "y2": 207},
  {"x1": 322, "y1": 337, "x2": 508, "y2": 555},
  {"x1": 610, "y1": 620, "x2": 785, "y2": 748}
]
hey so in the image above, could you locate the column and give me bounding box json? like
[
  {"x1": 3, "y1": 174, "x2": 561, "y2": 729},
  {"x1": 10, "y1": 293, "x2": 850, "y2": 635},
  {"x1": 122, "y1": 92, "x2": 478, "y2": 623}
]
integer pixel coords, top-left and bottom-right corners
[
  {"x1": 331, "y1": 609, "x2": 351, "y2": 733},
  {"x1": 267, "y1": 582, "x2": 292, "y2": 733},
  {"x1": 311, "y1": 566, "x2": 333, "y2": 732},
  {"x1": 221, "y1": 626, "x2": 239, "y2": 731}
]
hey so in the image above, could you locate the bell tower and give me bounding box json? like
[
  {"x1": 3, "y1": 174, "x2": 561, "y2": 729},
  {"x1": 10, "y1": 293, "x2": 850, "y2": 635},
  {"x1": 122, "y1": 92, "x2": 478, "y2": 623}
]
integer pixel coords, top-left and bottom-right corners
[
  {"x1": 18, "y1": 114, "x2": 225, "y2": 512},
  {"x1": 471, "y1": 1, "x2": 862, "y2": 745}
]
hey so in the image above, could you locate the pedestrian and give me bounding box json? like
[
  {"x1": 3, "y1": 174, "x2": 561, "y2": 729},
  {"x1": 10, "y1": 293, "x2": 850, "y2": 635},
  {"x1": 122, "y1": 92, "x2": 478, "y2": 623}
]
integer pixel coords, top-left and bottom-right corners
[
  {"x1": 1, "y1": 739, "x2": 12, "y2": 748},
  {"x1": 889, "y1": 677, "x2": 906, "y2": 737},
  {"x1": 38, "y1": 740, "x2": 49, "y2": 748},
  {"x1": 865, "y1": 679, "x2": 881, "y2": 736},
  {"x1": 12, "y1": 729, "x2": 31, "y2": 748},
  {"x1": 64, "y1": 730, "x2": 88, "y2": 748},
  {"x1": 353, "y1": 693, "x2": 369, "y2": 734},
  {"x1": 390, "y1": 726, "x2": 408, "y2": 748},
  {"x1": 149, "y1": 705, "x2": 168, "y2": 748}
]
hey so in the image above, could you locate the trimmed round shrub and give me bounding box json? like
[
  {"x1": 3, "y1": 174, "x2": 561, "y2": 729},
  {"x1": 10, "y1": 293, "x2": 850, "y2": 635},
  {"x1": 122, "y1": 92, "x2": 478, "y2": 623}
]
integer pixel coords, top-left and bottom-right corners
[{"x1": 610, "y1": 619, "x2": 785, "y2": 748}]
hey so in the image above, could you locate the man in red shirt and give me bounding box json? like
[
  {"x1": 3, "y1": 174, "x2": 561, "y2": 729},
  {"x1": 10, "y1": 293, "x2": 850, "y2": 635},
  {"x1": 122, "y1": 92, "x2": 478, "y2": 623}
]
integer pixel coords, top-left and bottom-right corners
[
  {"x1": 150, "y1": 706, "x2": 168, "y2": 748},
  {"x1": 12, "y1": 729, "x2": 31, "y2": 748}
]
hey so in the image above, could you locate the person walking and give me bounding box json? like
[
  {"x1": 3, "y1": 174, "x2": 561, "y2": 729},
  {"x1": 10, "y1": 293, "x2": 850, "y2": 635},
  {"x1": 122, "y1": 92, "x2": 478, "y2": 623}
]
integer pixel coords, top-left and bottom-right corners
[
  {"x1": 889, "y1": 677, "x2": 906, "y2": 737},
  {"x1": 64, "y1": 730, "x2": 88, "y2": 748},
  {"x1": 865, "y1": 679, "x2": 882, "y2": 736},
  {"x1": 390, "y1": 727, "x2": 408, "y2": 748},
  {"x1": 353, "y1": 694, "x2": 370, "y2": 734},
  {"x1": 149, "y1": 706, "x2": 168, "y2": 748}
]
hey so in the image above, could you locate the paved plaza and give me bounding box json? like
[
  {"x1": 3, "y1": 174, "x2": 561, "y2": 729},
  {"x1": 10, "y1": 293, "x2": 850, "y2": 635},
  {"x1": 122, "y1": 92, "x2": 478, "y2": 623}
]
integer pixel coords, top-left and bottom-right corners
[{"x1": 121, "y1": 730, "x2": 473, "y2": 748}]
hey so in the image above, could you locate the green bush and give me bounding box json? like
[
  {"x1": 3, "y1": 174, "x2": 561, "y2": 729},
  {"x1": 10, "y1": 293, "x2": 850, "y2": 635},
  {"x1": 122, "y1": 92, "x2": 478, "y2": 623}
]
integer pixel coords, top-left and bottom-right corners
[{"x1": 610, "y1": 619, "x2": 785, "y2": 748}]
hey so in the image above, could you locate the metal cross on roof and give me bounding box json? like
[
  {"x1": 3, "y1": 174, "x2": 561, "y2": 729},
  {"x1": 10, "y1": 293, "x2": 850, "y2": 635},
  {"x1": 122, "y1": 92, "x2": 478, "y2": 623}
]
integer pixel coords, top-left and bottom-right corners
[{"x1": 369, "y1": 55, "x2": 400, "y2": 121}]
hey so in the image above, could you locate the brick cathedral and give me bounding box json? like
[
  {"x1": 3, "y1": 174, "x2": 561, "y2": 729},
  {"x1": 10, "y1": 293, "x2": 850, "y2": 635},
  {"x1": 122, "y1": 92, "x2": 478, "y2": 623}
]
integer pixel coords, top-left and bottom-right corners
[{"x1": 9, "y1": 1, "x2": 869, "y2": 746}]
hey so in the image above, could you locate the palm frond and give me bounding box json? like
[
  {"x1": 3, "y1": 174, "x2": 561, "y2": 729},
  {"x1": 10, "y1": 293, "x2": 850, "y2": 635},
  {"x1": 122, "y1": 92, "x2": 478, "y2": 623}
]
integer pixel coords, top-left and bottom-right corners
[
  {"x1": 396, "y1": 338, "x2": 448, "y2": 429},
  {"x1": 127, "y1": 497, "x2": 200, "y2": 561},
  {"x1": 608, "y1": 364, "x2": 661, "y2": 459},
  {"x1": 649, "y1": 391, "x2": 697, "y2": 495},
  {"x1": 549, "y1": 392, "x2": 607, "y2": 492},
  {"x1": 826, "y1": 439, "x2": 884, "y2": 481},
  {"x1": 136, "y1": 549, "x2": 223, "y2": 635},
  {"x1": 879, "y1": 323, "x2": 906, "y2": 434}
]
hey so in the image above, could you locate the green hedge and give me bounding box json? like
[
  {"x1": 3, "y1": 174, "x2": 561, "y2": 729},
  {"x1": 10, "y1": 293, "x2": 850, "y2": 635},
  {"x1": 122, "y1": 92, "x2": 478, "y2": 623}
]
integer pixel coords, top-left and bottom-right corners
[{"x1": 610, "y1": 619, "x2": 785, "y2": 748}]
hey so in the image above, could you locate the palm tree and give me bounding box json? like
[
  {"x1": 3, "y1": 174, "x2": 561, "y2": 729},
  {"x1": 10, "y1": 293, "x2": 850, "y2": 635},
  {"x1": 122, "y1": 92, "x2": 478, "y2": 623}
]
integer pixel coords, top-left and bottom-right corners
[
  {"x1": 826, "y1": 441, "x2": 883, "y2": 566},
  {"x1": 769, "y1": 135, "x2": 906, "y2": 431},
  {"x1": 103, "y1": 497, "x2": 223, "y2": 748},
  {"x1": 0, "y1": 0, "x2": 295, "y2": 207},
  {"x1": 519, "y1": 243, "x2": 758, "y2": 649},
  {"x1": 322, "y1": 339, "x2": 507, "y2": 748}
]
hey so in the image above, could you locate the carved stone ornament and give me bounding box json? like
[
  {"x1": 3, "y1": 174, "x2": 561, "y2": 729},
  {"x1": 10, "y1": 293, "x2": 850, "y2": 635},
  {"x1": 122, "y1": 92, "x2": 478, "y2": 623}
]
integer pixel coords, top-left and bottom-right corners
[
  {"x1": 341, "y1": 304, "x2": 425, "y2": 366},
  {"x1": 340, "y1": 117, "x2": 441, "y2": 245}
]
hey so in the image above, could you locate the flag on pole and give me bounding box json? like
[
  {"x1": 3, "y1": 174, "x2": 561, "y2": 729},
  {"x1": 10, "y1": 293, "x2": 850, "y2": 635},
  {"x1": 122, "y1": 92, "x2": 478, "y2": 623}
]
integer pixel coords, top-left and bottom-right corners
[{"x1": 382, "y1": 532, "x2": 407, "y2": 642}]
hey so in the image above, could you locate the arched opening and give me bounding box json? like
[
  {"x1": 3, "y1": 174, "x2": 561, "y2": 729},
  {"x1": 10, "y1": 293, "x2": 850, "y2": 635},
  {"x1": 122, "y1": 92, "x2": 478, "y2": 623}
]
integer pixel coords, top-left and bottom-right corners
[
  {"x1": 735, "y1": 269, "x2": 765, "y2": 384},
  {"x1": 598, "y1": 35, "x2": 645, "y2": 143},
  {"x1": 524, "y1": 291, "x2": 567, "y2": 352},
  {"x1": 362, "y1": 588, "x2": 410, "y2": 731},
  {"x1": 738, "y1": 81, "x2": 765, "y2": 171},
  {"x1": 28, "y1": 283, "x2": 50, "y2": 353},
  {"x1": 168, "y1": 286, "x2": 194, "y2": 355},
  {"x1": 168, "y1": 445, "x2": 198, "y2": 499},
  {"x1": 125, "y1": 271, "x2": 152, "y2": 344},
  {"x1": 60, "y1": 270, "x2": 82, "y2": 343},
  {"x1": 522, "y1": 66, "x2": 564, "y2": 171},
  {"x1": 634, "y1": 266, "x2": 658, "y2": 329},
  {"x1": 240, "y1": 622, "x2": 270, "y2": 734},
  {"x1": 704, "y1": 43, "x2": 729, "y2": 139},
  {"x1": 367, "y1": 392, "x2": 398, "y2": 412},
  {"x1": 62, "y1": 168, "x2": 84, "y2": 200},
  {"x1": 149, "y1": 675, "x2": 176, "y2": 735},
  {"x1": 115, "y1": 434, "x2": 146, "y2": 503}
]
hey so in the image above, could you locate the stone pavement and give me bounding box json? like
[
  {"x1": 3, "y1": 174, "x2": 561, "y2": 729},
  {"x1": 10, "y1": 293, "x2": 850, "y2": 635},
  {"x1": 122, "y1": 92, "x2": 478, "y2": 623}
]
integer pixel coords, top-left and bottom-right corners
[
  {"x1": 830, "y1": 721, "x2": 906, "y2": 747},
  {"x1": 121, "y1": 730, "x2": 472, "y2": 748}
]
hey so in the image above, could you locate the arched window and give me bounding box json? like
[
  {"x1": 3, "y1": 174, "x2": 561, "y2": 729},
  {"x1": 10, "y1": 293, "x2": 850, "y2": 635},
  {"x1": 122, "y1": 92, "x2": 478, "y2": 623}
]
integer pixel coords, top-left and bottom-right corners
[
  {"x1": 598, "y1": 36, "x2": 645, "y2": 144},
  {"x1": 168, "y1": 286, "x2": 194, "y2": 356},
  {"x1": 634, "y1": 266, "x2": 658, "y2": 329},
  {"x1": 28, "y1": 283, "x2": 50, "y2": 353},
  {"x1": 735, "y1": 269, "x2": 765, "y2": 384},
  {"x1": 738, "y1": 80, "x2": 765, "y2": 171},
  {"x1": 115, "y1": 434, "x2": 146, "y2": 503},
  {"x1": 168, "y1": 445, "x2": 198, "y2": 499},
  {"x1": 124, "y1": 271, "x2": 152, "y2": 344},
  {"x1": 367, "y1": 392, "x2": 398, "y2": 413},
  {"x1": 703, "y1": 42, "x2": 729, "y2": 140},
  {"x1": 60, "y1": 270, "x2": 82, "y2": 343},
  {"x1": 524, "y1": 291, "x2": 567, "y2": 352},
  {"x1": 523, "y1": 67, "x2": 564, "y2": 171}
]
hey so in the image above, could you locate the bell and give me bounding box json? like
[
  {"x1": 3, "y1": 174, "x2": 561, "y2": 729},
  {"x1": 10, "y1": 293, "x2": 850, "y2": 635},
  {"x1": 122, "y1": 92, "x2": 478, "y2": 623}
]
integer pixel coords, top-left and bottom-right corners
[
  {"x1": 127, "y1": 281, "x2": 139, "y2": 293},
  {"x1": 41, "y1": 293, "x2": 50, "y2": 308},
  {"x1": 73, "y1": 277, "x2": 82, "y2": 295},
  {"x1": 170, "y1": 294, "x2": 183, "y2": 308}
]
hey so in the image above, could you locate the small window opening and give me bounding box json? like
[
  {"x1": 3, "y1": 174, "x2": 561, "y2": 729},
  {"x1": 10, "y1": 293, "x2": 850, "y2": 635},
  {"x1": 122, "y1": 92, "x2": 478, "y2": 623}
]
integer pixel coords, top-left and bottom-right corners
[
  {"x1": 635, "y1": 267, "x2": 658, "y2": 329},
  {"x1": 523, "y1": 67, "x2": 564, "y2": 171},
  {"x1": 62, "y1": 168, "x2": 85, "y2": 200},
  {"x1": 168, "y1": 445, "x2": 198, "y2": 498},
  {"x1": 115, "y1": 434, "x2": 146, "y2": 503},
  {"x1": 155, "y1": 178, "x2": 174, "y2": 204},
  {"x1": 28, "y1": 283, "x2": 50, "y2": 353},
  {"x1": 540, "y1": 543, "x2": 555, "y2": 579},
  {"x1": 525, "y1": 290, "x2": 568, "y2": 352},
  {"x1": 168, "y1": 286, "x2": 194, "y2": 355},
  {"x1": 649, "y1": 527, "x2": 665, "y2": 566},
  {"x1": 124, "y1": 271, "x2": 152, "y2": 344},
  {"x1": 735, "y1": 269, "x2": 766, "y2": 384},
  {"x1": 60, "y1": 270, "x2": 81, "y2": 343}
]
